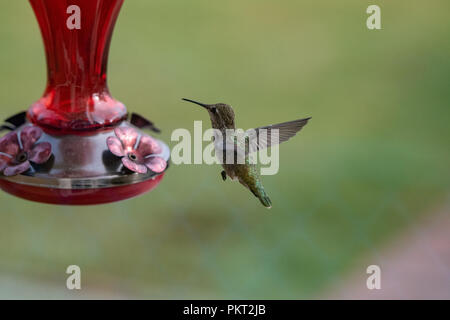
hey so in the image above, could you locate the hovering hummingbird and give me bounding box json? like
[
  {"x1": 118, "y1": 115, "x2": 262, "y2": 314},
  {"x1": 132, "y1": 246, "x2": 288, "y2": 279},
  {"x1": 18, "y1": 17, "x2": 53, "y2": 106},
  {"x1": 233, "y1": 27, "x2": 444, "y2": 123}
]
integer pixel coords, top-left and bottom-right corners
[{"x1": 182, "y1": 98, "x2": 311, "y2": 208}]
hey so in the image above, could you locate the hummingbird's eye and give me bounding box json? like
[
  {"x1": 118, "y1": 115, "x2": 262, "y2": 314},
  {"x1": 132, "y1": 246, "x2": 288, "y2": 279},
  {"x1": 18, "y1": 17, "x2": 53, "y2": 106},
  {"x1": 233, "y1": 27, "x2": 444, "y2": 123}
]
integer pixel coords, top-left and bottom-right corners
[{"x1": 211, "y1": 107, "x2": 217, "y2": 113}]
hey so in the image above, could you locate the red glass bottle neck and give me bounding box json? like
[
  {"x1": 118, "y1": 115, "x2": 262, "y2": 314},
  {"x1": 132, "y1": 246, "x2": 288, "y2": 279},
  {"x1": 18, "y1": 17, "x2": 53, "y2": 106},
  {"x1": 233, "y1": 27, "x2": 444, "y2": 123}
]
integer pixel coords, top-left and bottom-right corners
[{"x1": 28, "y1": 0, "x2": 127, "y2": 133}]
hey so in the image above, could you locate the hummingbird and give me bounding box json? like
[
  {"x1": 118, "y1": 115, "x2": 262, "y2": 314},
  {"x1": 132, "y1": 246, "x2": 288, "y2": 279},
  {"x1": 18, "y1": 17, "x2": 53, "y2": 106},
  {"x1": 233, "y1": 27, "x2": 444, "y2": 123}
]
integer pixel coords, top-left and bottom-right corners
[{"x1": 182, "y1": 98, "x2": 311, "y2": 209}]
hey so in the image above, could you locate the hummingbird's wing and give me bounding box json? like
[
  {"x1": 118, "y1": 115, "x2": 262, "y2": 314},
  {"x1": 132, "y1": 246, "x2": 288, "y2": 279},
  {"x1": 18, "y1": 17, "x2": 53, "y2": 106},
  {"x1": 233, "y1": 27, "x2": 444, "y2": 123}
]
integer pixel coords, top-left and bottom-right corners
[{"x1": 245, "y1": 117, "x2": 311, "y2": 154}]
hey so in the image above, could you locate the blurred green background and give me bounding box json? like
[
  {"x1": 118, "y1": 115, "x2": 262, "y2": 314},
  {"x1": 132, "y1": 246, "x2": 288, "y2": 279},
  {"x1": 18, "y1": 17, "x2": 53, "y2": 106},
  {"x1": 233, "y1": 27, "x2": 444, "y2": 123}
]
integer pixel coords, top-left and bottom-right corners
[{"x1": 0, "y1": 0, "x2": 449, "y2": 299}]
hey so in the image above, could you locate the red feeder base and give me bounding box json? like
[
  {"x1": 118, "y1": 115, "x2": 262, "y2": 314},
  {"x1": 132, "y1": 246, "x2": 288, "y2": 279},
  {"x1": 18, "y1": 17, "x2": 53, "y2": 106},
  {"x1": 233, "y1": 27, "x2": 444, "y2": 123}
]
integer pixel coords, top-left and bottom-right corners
[{"x1": 0, "y1": 173, "x2": 164, "y2": 205}]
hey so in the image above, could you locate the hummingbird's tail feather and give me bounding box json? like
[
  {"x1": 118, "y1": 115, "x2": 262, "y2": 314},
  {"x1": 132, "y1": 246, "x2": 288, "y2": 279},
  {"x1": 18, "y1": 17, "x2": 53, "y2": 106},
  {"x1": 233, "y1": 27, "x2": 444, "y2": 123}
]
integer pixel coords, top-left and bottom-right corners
[
  {"x1": 258, "y1": 194, "x2": 272, "y2": 209},
  {"x1": 248, "y1": 184, "x2": 272, "y2": 209}
]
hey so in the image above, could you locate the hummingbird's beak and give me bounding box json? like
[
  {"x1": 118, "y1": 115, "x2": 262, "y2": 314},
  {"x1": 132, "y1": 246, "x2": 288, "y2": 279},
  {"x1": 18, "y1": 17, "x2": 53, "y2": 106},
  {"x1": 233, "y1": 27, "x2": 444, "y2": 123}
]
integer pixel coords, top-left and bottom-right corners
[{"x1": 182, "y1": 98, "x2": 210, "y2": 110}]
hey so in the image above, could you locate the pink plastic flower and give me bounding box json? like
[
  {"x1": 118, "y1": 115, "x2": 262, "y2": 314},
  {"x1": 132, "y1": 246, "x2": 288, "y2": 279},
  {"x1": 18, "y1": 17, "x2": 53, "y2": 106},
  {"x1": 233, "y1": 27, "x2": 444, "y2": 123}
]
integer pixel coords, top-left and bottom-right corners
[
  {"x1": 107, "y1": 127, "x2": 166, "y2": 174},
  {"x1": 0, "y1": 126, "x2": 52, "y2": 176}
]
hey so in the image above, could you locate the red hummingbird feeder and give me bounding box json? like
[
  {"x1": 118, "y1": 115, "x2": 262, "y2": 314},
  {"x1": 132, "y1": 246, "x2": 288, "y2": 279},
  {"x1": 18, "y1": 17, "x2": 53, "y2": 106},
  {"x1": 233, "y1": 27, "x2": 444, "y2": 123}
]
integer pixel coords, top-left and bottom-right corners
[{"x1": 0, "y1": 0, "x2": 170, "y2": 205}]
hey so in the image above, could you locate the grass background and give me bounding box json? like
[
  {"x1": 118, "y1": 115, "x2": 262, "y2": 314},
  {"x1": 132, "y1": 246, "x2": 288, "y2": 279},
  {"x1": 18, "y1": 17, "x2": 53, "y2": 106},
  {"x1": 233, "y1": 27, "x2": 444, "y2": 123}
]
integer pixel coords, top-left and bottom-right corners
[{"x1": 0, "y1": 0, "x2": 449, "y2": 298}]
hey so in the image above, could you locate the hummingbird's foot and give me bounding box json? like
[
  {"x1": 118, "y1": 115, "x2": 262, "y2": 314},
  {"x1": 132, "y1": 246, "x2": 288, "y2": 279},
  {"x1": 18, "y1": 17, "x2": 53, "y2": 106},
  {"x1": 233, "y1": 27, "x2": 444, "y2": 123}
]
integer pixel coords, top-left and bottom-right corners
[{"x1": 221, "y1": 171, "x2": 227, "y2": 181}]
